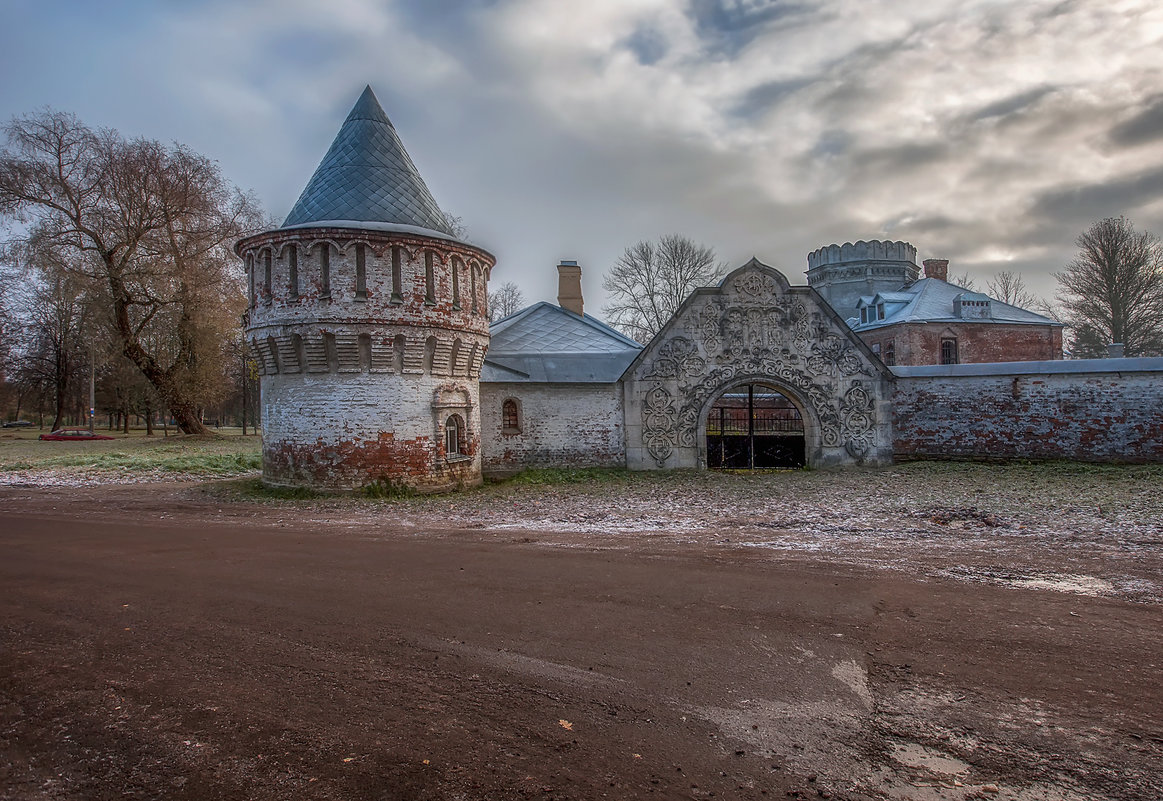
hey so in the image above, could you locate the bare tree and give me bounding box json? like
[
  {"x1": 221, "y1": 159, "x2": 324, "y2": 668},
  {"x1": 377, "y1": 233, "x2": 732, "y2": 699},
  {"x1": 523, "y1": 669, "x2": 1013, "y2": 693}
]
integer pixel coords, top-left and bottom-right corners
[
  {"x1": 0, "y1": 109, "x2": 262, "y2": 434},
  {"x1": 488, "y1": 282, "x2": 526, "y2": 322},
  {"x1": 1055, "y1": 217, "x2": 1163, "y2": 358},
  {"x1": 602, "y1": 234, "x2": 726, "y2": 342},
  {"x1": 8, "y1": 242, "x2": 94, "y2": 430},
  {"x1": 987, "y1": 270, "x2": 1039, "y2": 309},
  {"x1": 949, "y1": 271, "x2": 979, "y2": 291}
]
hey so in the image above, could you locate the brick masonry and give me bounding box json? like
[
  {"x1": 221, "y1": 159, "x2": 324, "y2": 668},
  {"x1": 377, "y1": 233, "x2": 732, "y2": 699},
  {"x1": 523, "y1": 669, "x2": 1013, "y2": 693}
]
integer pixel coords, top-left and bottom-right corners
[
  {"x1": 480, "y1": 383, "x2": 625, "y2": 473},
  {"x1": 238, "y1": 226, "x2": 495, "y2": 492},
  {"x1": 861, "y1": 322, "x2": 1062, "y2": 366},
  {"x1": 892, "y1": 359, "x2": 1163, "y2": 462}
]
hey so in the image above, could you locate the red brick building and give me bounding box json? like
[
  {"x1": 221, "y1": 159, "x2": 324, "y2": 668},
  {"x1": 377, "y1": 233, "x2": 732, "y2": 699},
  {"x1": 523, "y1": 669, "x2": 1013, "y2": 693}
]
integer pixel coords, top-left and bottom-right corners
[
  {"x1": 851, "y1": 259, "x2": 1062, "y2": 365},
  {"x1": 808, "y1": 242, "x2": 1063, "y2": 366}
]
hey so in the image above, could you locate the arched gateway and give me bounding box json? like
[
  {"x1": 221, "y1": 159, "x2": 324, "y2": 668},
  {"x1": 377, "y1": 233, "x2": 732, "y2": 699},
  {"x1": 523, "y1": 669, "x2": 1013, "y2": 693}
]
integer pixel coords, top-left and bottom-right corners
[{"x1": 622, "y1": 260, "x2": 894, "y2": 470}]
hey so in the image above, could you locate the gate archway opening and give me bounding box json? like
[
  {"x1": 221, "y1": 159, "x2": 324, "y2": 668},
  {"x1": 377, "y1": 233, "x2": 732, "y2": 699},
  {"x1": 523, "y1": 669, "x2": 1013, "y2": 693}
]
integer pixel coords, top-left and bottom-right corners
[{"x1": 706, "y1": 383, "x2": 805, "y2": 469}]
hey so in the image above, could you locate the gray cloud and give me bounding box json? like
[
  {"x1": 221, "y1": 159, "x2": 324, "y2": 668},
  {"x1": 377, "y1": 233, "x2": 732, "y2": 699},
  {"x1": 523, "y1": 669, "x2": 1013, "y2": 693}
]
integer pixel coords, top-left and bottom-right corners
[
  {"x1": 969, "y1": 86, "x2": 1059, "y2": 122},
  {"x1": 1109, "y1": 95, "x2": 1163, "y2": 147}
]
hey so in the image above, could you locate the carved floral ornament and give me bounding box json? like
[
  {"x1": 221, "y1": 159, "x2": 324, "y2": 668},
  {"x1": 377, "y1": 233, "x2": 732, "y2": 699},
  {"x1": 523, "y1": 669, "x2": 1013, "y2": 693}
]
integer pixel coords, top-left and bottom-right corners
[{"x1": 636, "y1": 269, "x2": 881, "y2": 466}]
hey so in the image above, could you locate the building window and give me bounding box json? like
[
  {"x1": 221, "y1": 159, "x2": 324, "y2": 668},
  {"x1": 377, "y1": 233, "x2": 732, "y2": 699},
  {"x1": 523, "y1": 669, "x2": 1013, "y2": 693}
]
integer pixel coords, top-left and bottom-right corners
[
  {"x1": 502, "y1": 399, "x2": 520, "y2": 432},
  {"x1": 470, "y1": 265, "x2": 478, "y2": 314},
  {"x1": 288, "y1": 245, "x2": 299, "y2": 298},
  {"x1": 424, "y1": 251, "x2": 435, "y2": 304},
  {"x1": 940, "y1": 338, "x2": 959, "y2": 365},
  {"x1": 263, "y1": 249, "x2": 272, "y2": 302},
  {"x1": 355, "y1": 243, "x2": 367, "y2": 299},
  {"x1": 319, "y1": 243, "x2": 331, "y2": 298},
  {"x1": 860, "y1": 308, "x2": 867, "y2": 324},
  {"x1": 452, "y1": 257, "x2": 461, "y2": 309},
  {"x1": 884, "y1": 342, "x2": 896, "y2": 366},
  {"x1": 871, "y1": 343, "x2": 881, "y2": 356},
  {"x1": 877, "y1": 303, "x2": 885, "y2": 321},
  {"x1": 445, "y1": 414, "x2": 464, "y2": 457}
]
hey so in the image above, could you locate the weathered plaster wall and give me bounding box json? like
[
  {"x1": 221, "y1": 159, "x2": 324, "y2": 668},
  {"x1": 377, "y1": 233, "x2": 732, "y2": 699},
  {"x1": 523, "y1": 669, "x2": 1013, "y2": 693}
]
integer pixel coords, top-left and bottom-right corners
[
  {"x1": 260, "y1": 371, "x2": 482, "y2": 491},
  {"x1": 623, "y1": 261, "x2": 895, "y2": 471},
  {"x1": 893, "y1": 359, "x2": 1163, "y2": 462},
  {"x1": 479, "y1": 383, "x2": 625, "y2": 473}
]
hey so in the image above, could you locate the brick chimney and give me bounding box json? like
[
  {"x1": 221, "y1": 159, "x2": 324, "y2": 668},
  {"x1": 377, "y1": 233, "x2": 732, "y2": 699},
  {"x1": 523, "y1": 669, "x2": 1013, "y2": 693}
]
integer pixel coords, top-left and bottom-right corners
[
  {"x1": 923, "y1": 259, "x2": 949, "y2": 281},
  {"x1": 557, "y1": 260, "x2": 583, "y2": 316}
]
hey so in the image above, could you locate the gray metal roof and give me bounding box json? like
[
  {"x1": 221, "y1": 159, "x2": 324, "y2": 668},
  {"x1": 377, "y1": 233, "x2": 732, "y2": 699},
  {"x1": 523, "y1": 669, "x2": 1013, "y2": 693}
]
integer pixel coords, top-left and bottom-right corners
[
  {"x1": 853, "y1": 278, "x2": 1061, "y2": 331},
  {"x1": 282, "y1": 86, "x2": 454, "y2": 236},
  {"x1": 892, "y1": 357, "x2": 1163, "y2": 377},
  {"x1": 482, "y1": 302, "x2": 641, "y2": 383}
]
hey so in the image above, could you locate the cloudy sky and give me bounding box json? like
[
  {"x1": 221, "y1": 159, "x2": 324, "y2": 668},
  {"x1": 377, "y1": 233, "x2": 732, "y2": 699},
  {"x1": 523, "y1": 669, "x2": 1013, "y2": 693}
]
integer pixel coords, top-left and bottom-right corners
[{"x1": 3, "y1": 0, "x2": 1163, "y2": 311}]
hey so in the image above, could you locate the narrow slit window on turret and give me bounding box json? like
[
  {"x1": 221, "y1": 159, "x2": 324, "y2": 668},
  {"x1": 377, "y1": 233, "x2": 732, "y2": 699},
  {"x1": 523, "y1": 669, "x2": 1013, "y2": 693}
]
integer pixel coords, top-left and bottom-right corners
[
  {"x1": 358, "y1": 333, "x2": 372, "y2": 371},
  {"x1": 355, "y1": 243, "x2": 367, "y2": 299},
  {"x1": 452, "y1": 257, "x2": 461, "y2": 309},
  {"x1": 470, "y1": 265, "x2": 478, "y2": 314},
  {"x1": 391, "y1": 246, "x2": 403, "y2": 301},
  {"x1": 424, "y1": 251, "x2": 435, "y2": 304},
  {"x1": 288, "y1": 245, "x2": 299, "y2": 298},
  {"x1": 247, "y1": 254, "x2": 255, "y2": 307},
  {"x1": 263, "y1": 249, "x2": 272, "y2": 302},
  {"x1": 319, "y1": 243, "x2": 331, "y2": 298},
  {"x1": 393, "y1": 334, "x2": 406, "y2": 372}
]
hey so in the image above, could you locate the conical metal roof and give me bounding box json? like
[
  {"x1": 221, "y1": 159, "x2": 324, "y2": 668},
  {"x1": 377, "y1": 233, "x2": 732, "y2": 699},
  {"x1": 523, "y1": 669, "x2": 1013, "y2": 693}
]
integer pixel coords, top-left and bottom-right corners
[{"x1": 281, "y1": 86, "x2": 454, "y2": 236}]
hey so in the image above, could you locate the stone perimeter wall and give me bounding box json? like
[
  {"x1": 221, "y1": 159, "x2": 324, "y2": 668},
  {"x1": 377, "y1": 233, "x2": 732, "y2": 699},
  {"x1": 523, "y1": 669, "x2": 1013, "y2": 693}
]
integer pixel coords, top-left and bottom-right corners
[
  {"x1": 892, "y1": 359, "x2": 1163, "y2": 462},
  {"x1": 479, "y1": 383, "x2": 625, "y2": 474}
]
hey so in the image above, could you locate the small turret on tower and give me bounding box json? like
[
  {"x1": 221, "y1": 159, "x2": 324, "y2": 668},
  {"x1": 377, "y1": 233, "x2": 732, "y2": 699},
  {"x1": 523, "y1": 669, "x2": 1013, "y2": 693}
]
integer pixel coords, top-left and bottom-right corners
[{"x1": 806, "y1": 240, "x2": 919, "y2": 319}]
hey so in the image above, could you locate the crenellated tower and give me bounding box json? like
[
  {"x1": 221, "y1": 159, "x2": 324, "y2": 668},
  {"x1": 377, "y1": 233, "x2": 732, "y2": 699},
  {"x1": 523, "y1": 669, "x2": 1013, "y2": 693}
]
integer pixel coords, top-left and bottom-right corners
[
  {"x1": 806, "y1": 240, "x2": 919, "y2": 320},
  {"x1": 236, "y1": 86, "x2": 494, "y2": 492}
]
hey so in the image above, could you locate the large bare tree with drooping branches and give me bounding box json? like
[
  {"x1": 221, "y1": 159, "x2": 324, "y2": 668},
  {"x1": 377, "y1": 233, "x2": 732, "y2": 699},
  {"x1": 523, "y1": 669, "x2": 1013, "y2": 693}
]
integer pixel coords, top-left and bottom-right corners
[{"x1": 0, "y1": 109, "x2": 262, "y2": 434}]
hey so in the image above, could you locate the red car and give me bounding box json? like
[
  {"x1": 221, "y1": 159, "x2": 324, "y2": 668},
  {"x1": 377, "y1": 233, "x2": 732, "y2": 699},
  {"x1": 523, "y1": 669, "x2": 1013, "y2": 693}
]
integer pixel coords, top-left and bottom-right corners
[{"x1": 39, "y1": 428, "x2": 115, "y2": 441}]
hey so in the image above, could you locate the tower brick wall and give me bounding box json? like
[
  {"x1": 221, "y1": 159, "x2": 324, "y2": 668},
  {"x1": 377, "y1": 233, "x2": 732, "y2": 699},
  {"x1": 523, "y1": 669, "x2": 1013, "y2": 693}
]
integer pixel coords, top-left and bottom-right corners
[{"x1": 239, "y1": 226, "x2": 494, "y2": 492}]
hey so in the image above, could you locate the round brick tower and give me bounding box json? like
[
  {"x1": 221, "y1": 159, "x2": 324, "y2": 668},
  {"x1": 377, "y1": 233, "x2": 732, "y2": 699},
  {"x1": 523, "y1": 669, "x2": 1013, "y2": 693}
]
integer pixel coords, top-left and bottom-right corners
[
  {"x1": 806, "y1": 240, "x2": 919, "y2": 320},
  {"x1": 237, "y1": 86, "x2": 494, "y2": 492}
]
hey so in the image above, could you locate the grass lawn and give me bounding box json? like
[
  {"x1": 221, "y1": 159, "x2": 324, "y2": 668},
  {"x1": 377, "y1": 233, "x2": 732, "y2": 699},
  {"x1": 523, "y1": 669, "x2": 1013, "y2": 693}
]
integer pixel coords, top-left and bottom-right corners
[{"x1": 0, "y1": 427, "x2": 262, "y2": 478}]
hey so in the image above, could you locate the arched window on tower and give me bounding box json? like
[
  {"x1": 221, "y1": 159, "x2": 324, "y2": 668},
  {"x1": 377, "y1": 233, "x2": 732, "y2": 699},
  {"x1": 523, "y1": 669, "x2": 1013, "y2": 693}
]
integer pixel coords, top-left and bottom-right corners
[
  {"x1": 247, "y1": 254, "x2": 255, "y2": 307},
  {"x1": 424, "y1": 251, "x2": 435, "y2": 304},
  {"x1": 355, "y1": 243, "x2": 367, "y2": 299},
  {"x1": 391, "y1": 246, "x2": 403, "y2": 302},
  {"x1": 423, "y1": 335, "x2": 437, "y2": 374},
  {"x1": 287, "y1": 244, "x2": 299, "y2": 298},
  {"x1": 393, "y1": 334, "x2": 406, "y2": 373},
  {"x1": 449, "y1": 338, "x2": 462, "y2": 377},
  {"x1": 318, "y1": 243, "x2": 331, "y2": 298},
  {"x1": 451, "y1": 257, "x2": 461, "y2": 309},
  {"x1": 444, "y1": 414, "x2": 465, "y2": 458}
]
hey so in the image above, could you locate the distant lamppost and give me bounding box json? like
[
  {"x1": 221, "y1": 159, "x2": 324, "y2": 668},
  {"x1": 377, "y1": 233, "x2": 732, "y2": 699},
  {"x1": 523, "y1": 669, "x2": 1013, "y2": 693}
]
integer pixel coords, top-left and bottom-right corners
[{"x1": 88, "y1": 346, "x2": 96, "y2": 433}]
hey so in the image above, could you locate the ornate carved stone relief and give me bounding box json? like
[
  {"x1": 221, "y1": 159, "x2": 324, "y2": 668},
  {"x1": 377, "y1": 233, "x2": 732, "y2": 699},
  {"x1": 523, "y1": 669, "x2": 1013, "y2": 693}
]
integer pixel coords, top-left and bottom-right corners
[
  {"x1": 642, "y1": 385, "x2": 678, "y2": 465},
  {"x1": 840, "y1": 382, "x2": 876, "y2": 457},
  {"x1": 637, "y1": 266, "x2": 882, "y2": 466}
]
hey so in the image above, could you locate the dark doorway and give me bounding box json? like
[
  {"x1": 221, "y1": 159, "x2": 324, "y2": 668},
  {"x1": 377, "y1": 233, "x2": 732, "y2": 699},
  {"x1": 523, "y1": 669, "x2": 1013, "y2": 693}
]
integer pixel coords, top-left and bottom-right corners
[{"x1": 706, "y1": 384, "x2": 805, "y2": 469}]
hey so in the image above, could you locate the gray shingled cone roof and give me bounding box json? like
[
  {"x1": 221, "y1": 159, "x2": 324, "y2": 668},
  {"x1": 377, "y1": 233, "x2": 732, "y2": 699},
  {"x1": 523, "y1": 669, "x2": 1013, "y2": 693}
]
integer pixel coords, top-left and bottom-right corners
[{"x1": 281, "y1": 86, "x2": 455, "y2": 236}]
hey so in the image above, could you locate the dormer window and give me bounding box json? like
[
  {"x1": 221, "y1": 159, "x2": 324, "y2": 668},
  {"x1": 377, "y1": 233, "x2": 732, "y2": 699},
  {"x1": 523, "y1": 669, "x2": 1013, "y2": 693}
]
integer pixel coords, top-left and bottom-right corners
[{"x1": 877, "y1": 303, "x2": 885, "y2": 321}]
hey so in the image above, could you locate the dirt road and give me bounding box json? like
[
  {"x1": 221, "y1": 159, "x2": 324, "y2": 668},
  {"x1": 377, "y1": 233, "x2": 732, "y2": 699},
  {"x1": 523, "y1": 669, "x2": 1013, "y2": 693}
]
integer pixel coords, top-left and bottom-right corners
[{"x1": 1, "y1": 475, "x2": 1161, "y2": 800}]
